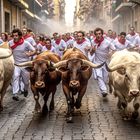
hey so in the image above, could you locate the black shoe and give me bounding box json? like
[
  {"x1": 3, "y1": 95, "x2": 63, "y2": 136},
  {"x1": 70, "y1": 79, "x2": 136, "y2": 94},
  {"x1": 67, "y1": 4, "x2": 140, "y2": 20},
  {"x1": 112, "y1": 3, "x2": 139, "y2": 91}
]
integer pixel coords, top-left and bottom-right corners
[
  {"x1": 22, "y1": 91, "x2": 28, "y2": 97},
  {"x1": 102, "y1": 92, "x2": 108, "y2": 97},
  {"x1": 12, "y1": 95, "x2": 19, "y2": 101}
]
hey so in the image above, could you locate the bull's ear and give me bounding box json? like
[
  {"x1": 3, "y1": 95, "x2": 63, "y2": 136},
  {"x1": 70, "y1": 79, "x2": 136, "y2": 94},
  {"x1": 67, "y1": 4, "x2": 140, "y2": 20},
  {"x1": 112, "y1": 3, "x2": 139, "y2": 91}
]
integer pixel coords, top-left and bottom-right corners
[
  {"x1": 117, "y1": 68, "x2": 126, "y2": 75},
  {"x1": 25, "y1": 67, "x2": 33, "y2": 72}
]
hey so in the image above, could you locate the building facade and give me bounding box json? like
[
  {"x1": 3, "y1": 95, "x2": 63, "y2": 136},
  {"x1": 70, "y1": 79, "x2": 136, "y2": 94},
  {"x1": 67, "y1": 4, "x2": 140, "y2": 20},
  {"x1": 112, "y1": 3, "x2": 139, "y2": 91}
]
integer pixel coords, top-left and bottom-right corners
[
  {"x1": 112, "y1": 0, "x2": 140, "y2": 33},
  {"x1": 0, "y1": 0, "x2": 50, "y2": 33}
]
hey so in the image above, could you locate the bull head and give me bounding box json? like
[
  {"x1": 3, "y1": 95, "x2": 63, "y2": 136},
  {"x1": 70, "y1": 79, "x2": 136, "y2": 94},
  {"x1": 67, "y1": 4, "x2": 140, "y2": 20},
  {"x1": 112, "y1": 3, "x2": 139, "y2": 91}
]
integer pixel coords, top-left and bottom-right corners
[
  {"x1": 53, "y1": 58, "x2": 105, "y2": 68},
  {"x1": 53, "y1": 58, "x2": 104, "y2": 89},
  {"x1": 0, "y1": 49, "x2": 12, "y2": 59},
  {"x1": 106, "y1": 62, "x2": 140, "y2": 97},
  {"x1": 15, "y1": 59, "x2": 54, "y2": 89}
]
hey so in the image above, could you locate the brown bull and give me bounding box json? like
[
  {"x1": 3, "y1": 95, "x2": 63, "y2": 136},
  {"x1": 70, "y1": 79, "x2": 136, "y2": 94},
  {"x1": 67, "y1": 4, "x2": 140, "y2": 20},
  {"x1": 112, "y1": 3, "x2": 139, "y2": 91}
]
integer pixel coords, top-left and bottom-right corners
[
  {"x1": 53, "y1": 48, "x2": 104, "y2": 122},
  {"x1": 16, "y1": 51, "x2": 61, "y2": 114}
]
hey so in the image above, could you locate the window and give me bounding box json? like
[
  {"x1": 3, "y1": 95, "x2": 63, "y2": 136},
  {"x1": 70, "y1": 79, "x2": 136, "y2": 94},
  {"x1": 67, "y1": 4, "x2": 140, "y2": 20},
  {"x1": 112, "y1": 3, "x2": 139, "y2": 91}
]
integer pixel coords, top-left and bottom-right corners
[{"x1": 5, "y1": 11, "x2": 10, "y2": 32}]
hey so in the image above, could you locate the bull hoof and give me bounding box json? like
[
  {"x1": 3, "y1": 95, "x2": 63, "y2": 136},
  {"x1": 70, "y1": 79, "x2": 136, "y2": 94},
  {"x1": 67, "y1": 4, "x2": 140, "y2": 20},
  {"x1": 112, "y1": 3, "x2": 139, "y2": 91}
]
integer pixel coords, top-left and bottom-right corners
[
  {"x1": 66, "y1": 116, "x2": 73, "y2": 123},
  {"x1": 49, "y1": 103, "x2": 54, "y2": 111},
  {"x1": 42, "y1": 105, "x2": 48, "y2": 115},
  {"x1": 132, "y1": 112, "x2": 139, "y2": 120},
  {"x1": 75, "y1": 101, "x2": 81, "y2": 109}
]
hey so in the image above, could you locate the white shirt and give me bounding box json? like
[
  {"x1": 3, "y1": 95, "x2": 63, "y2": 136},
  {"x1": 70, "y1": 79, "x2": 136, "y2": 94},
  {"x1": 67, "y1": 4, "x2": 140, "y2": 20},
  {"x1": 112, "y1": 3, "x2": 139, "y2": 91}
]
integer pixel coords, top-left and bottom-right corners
[
  {"x1": 53, "y1": 39, "x2": 67, "y2": 56},
  {"x1": 42, "y1": 46, "x2": 56, "y2": 53},
  {"x1": 9, "y1": 40, "x2": 35, "y2": 64},
  {"x1": 91, "y1": 38, "x2": 116, "y2": 63},
  {"x1": 113, "y1": 38, "x2": 134, "y2": 51},
  {"x1": 126, "y1": 33, "x2": 139, "y2": 44},
  {"x1": 65, "y1": 38, "x2": 74, "y2": 48},
  {"x1": 73, "y1": 39, "x2": 91, "y2": 57},
  {"x1": 133, "y1": 36, "x2": 140, "y2": 47},
  {"x1": 25, "y1": 36, "x2": 36, "y2": 47}
]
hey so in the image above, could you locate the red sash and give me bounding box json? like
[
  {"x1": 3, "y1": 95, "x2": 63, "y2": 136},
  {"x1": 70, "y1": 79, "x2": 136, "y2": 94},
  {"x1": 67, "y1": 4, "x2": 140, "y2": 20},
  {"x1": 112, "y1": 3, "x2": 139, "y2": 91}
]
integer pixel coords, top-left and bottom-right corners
[
  {"x1": 23, "y1": 34, "x2": 31, "y2": 39},
  {"x1": 76, "y1": 38, "x2": 86, "y2": 44},
  {"x1": 66, "y1": 37, "x2": 72, "y2": 42},
  {"x1": 11, "y1": 38, "x2": 24, "y2": 50},
  {"x1": 94, "y1": 37, "x2": 104, "y2": 47},
  {"x1": 130, "y1": 32, "x2": 135, "y2": 36}
]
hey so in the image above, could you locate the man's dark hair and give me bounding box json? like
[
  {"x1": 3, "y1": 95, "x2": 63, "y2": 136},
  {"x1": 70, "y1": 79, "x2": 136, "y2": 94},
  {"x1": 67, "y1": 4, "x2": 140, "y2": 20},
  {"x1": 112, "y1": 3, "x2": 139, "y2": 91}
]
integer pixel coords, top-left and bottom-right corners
[
  {"x1": 120, "y1": 32, "x2": 126, "y2": 36},
  {"x1": 27, "y1": 28, "x2": 32, "y2": 33},
  {"x1": 77, "y1": 31, "x2": 85, "y2": 36},
  {"x1": 94, "y1": 28, "x2": 104, "y2": 35},
  {"x1": 12, "y1": 28, "x2": 22, "y2": 36},
  {"x1": 45, "y1": 38, "x2": 51, "y2": 43}
]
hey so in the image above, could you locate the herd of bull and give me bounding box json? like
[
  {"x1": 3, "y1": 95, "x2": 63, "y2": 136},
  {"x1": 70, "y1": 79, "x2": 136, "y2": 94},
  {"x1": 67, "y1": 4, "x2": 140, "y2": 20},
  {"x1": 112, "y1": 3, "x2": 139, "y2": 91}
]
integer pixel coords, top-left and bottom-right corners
[{"x1": 0, "y1": 47, "x2": 140, "y2": 122}]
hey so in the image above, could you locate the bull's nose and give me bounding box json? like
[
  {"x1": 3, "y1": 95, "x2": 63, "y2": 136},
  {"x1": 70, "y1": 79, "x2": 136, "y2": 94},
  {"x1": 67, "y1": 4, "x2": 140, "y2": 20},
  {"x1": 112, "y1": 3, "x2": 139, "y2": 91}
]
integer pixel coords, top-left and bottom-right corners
[
  {"x1": 130, "y1": 90, "x2": 140, "y2": 96},
  {"x1": 35, "y1": 81, "x2": 45, "y2": 88},
  {"x1": 69, "y1": 80, "x2": 80, "y2": 87}
]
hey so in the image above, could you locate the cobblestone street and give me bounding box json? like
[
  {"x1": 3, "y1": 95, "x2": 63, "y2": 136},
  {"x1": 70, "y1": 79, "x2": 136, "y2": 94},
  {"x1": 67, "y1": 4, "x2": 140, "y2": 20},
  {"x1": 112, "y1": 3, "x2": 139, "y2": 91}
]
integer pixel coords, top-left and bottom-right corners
[{"x1": 1, "y1": 78, "x2": 140, "y2": 140}]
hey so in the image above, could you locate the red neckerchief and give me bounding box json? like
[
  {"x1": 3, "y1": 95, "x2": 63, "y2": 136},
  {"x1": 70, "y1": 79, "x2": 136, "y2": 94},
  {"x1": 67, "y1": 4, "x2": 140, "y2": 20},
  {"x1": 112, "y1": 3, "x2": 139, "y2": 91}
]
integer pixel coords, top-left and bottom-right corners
[
  {"x1": 130, "y1": 32, "x2": 135, "y2": 36},
  {"x1": 66, "y1": 37, "x2": 72, "y2": 42},
  {"x1": 23, "y1": 34, "x2": 31, "y2": 39},
  {"x1": 45, "y1": 45, "x2": 52, "y2": 50},
  {"x1": 76, "y1": 38, "x2": 86, "y2": 44},
  {"x1": 94, "y1": 37, "x2": 104, "y2": 47},
  {"x1": 11, "y1": 37, "x2": 24, "y2": 50},
  {"x1": 118, "y1": 38, "x2": 125, "y2": 45},
  {"x1": 55, "y1": 39, "x2": 61, "y2": 45},
  {"x1": 40, "y1": 41, "x2": 45, "y2": 46}
]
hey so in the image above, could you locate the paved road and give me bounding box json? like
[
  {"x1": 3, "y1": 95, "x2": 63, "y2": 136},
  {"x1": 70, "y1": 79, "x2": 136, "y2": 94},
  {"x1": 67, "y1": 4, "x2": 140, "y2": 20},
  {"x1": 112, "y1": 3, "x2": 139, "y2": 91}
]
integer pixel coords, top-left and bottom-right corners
[{"x1": 0, "y1": 78, "x2": 140, "y2": 140}]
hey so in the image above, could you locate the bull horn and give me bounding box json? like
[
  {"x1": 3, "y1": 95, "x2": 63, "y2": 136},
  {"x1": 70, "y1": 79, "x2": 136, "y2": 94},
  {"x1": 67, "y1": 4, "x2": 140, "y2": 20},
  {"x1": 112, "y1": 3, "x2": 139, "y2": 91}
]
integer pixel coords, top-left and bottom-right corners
[
  {"x1": 0, "y1": 50, "x2": 12, "y2": 59},
  {"x1": 53, "y1": 60, "x2": 67, "y2": 68},
  {"x1": 82, "y1": 59, "x2": 105, "y2": 68},
  {"x1": 14, "y1": 61, "x2": 33, "y2": 67},
  {"x1": 105, "y1": 62, "x2": 131, "y2": 72}
]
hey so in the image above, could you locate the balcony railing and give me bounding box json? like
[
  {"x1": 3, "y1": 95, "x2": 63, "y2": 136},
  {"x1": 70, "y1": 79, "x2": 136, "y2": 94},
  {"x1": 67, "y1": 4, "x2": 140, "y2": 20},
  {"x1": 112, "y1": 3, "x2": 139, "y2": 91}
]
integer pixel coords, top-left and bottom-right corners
[
  {"x1": 8, "y1": 0, "x2": 29, "y2": 9},
  {"x1": 115, "y1": 2, "x2": 133, "y2": 12}
]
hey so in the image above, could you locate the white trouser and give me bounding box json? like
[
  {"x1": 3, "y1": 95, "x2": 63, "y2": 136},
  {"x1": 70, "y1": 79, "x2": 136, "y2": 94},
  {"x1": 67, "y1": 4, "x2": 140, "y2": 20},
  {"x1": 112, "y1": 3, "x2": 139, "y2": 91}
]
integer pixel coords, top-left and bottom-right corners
[
  {"x1": 93, "y1": 67, "x2": 108, "y2": 94},
  {"x1": 97, "y1": 76, "x2": 107, "y2": 93},
  {"x1": 12, "y1": 66, "x2": 29, "y2": 95}
]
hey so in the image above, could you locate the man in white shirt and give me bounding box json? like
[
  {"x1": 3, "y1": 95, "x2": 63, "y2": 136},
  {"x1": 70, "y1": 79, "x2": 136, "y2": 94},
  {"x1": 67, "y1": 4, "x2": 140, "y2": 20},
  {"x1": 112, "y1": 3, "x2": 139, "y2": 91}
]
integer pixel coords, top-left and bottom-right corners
[
  {"x1": 91, "y1": 28, "x2": 116, "y2": 97},
  {"x1": 52, "y1": 34, "x2": 67, "y2": 57},
  {"x1": 113, "y1": 32, "x2": 134, "y2": 51},
  {"x1": 9, "y1": 28, "x2": 36, "y2": 101},
  {"x1": 42, "y1": 38, "x2": 56, "y2": 53},
  {"x1": 126, "y1": 27, "x2": 140, "y2": 50},
  {"x1": 65, "y1": 33, "x2": 74, "y2": 48},
  {"x1": 126, "y1": 27, "x2": 139, "y2": 44},
  {"x1": 22, "y1": 27, "x2": 36, "y2": 47},
  {"x1": 73, "y1": 31, "x2": 91, "y2": 57}
]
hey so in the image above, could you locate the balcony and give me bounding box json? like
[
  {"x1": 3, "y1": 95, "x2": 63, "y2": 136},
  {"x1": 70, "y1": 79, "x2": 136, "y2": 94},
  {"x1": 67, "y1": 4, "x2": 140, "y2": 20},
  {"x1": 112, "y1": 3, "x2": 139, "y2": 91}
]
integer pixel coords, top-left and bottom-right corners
[
  {"x1": 8, "y1": 0, "x2": 29, "y2": 9},
  {"x1": 115, "y1": 2, "x2": 133, "y2": 12},
  {"x1": 34, "y1": 15, "x2": 42, "y2": 22},
  {"x1": 35, "y1": 0, "x2": 42, "y2": 7},
  {"x1": 128, "y1": 0, "x2": 140, "y2": 5},
  {"x1": 22, "y1": 9, "x2": 34, "y2": 18},
  {"x1": 112, "y1": 14, "x2": 121, "y2": 23}
]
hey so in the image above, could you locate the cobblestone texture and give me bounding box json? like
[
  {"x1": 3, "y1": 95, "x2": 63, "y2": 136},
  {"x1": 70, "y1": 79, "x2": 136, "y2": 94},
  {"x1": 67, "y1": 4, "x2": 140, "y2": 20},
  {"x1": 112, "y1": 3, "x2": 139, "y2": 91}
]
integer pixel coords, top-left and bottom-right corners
[{"x1": 0, "y1": 77, "x2": 140, "y2": 140}]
